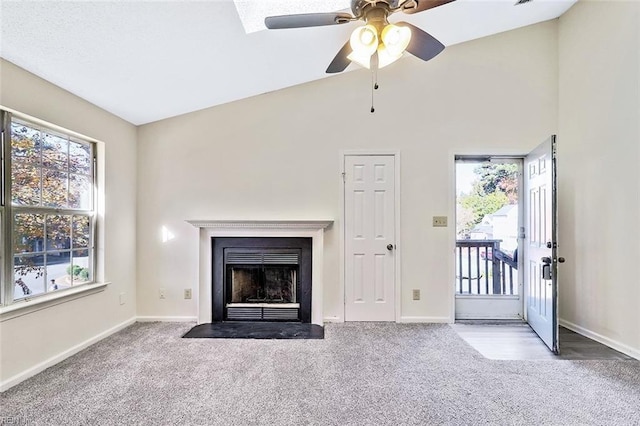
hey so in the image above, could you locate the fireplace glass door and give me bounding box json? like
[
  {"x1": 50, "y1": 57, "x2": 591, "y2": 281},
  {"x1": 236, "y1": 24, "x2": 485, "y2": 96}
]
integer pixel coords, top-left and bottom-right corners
[{"x1": 228, "y1": 265, "x2": 297, "y2": 304}]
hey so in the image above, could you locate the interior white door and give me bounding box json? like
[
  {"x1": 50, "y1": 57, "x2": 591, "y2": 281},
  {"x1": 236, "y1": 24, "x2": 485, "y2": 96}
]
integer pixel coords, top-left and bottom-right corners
[
  {"x1": 344, "y1": 155, "x2": 396, "y2": 321},
  {"x1": 524, "y1": 136, "x2": 559, "y2": 353}
]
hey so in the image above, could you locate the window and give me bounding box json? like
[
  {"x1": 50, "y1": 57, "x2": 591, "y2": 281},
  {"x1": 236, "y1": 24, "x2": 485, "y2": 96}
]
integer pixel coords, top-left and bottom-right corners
[{"x1": 1, "y1": 110, "x2": 96, "y2": 305}]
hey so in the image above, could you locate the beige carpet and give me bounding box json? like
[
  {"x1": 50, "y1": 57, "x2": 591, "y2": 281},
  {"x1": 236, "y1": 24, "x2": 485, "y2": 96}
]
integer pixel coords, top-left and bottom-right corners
[{"x1": 1, "y1": 322, "x2": 639, "y2": 425}]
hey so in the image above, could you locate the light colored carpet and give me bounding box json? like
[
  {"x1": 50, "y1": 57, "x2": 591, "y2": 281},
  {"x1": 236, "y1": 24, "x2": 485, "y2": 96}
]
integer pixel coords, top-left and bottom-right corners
[{"x1": 1, "y1": 322, "x2": 639, "y2": 425}]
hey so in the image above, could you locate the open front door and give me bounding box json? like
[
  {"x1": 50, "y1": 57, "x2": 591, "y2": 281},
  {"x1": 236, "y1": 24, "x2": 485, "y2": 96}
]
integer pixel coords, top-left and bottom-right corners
[{"x1": 524, "y1": 136, "x2": 560, "y2": 353}]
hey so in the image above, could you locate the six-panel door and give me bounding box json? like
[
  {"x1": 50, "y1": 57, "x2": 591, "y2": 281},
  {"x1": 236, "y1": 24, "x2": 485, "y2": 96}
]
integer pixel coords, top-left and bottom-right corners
[{"x1": 344, "y1": 155, "x2": 396, "y2": 321}]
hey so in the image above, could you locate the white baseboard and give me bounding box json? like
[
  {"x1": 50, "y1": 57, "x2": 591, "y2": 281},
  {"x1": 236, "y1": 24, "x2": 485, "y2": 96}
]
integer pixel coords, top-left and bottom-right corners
[
  {"x1": 399, "y1": 316, "x2": 452, "y2": 324},
  {"x1": 322, "y1": 316, "x2": 452, "y2": 324},
  {"x1": 0, "y1": 316, "x2": 136, "y2": 393},
  {"x1": 136, "y1": 316, "x2": 197, "y2": 322},
  {"x1": 559, "y1": 318, "x2": 640, "y2": 361}
]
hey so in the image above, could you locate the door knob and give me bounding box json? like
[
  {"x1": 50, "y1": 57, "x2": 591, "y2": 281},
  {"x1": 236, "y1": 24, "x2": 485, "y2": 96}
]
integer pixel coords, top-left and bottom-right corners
[
  {"x1": 387, "y1": 244, "x2": 394, "y2": 251},
  {"x1": 558, "y1": 257, "x2": 565, "y2": 263}
]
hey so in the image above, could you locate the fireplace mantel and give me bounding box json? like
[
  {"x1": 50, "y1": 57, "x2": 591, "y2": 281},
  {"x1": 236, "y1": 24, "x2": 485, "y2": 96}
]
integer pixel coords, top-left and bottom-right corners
[
  {"x1": 186, "y1": 220, "x2": 333, "y2": 230},
  {"x1": 188, "y1": 219, "x2": 333, "y2": 325}
]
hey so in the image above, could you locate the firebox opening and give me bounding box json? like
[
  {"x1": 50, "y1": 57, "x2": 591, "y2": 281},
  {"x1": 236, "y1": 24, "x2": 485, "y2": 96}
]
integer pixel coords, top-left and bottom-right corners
[{"x1": 228, "y1": 265, "x2": 298, "y2": 304}]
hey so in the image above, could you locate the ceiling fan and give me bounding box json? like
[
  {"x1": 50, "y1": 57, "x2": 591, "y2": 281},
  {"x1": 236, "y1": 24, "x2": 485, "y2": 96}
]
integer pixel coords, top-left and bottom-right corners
[{"x1": 264, "y1": 0, "x2": 455, "y2": 74}]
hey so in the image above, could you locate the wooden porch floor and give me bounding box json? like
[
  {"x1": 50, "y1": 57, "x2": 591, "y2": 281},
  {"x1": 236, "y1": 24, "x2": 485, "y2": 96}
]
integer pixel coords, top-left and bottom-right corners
[{"x1": 451, "y1": 321, "x2": 634, "y2": 360}]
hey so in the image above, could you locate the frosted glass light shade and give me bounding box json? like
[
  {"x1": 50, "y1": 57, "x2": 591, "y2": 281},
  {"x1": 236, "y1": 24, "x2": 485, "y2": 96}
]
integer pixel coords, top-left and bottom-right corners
[
  {"x1": 377, "y1": 45, "x2": 403, "y2": 68},
  {"x1": 381, "y1": 24, "x2": 411, "y2": 56},
  {"x1": 347, "y1": 50, "x2": 374, "y2": 69},
  {"x1": 348, "y1": 45, "x2": 403, "y2": 70},
  {"x1": 350, "y1": 25, "x2": 379, "y2": 56},
  {"x1": 347, "y1": 24, "x2": 410, "y2": 70}
]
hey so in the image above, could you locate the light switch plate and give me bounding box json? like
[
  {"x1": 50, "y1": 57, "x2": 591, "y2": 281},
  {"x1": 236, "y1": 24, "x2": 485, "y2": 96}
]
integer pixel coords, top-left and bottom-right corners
[
  {"x1": 433, "y1": 216, "x2": 448, "y2": 227},
  {"x1": 412, "y1": 289, "x2": 420, "y2": 300}
]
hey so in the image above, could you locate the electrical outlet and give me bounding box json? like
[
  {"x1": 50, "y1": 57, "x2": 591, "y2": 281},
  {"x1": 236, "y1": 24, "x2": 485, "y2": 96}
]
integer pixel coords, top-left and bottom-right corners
[
  {"x1": 159, "y1": 288, "x2": 166, "y2": 299},
  {"x1": 184, "y1": 289, "x2": 192, "y2": 299},
  {"x1": 412, "y1": 289, "x2": 421, "y2": 300},
  {"x1": 432, "y1": 216, "x2": 448, "y2": 227},
  {"x1": 119, "y1": 292, "x2": 125, "y2": 305}
]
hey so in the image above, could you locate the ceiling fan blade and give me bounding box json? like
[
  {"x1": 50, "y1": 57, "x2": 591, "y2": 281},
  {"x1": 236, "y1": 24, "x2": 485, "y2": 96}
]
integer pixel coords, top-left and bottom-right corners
[
  {"x1": 326, "y1": 41, "x2": 352, "y2": 73},
  {"x1": 265, "y1": 12, "x2": 353, "y2": 29},
  {"x1": 401, "y1": 0, "x2": 455, "y2": 15},
  {"x1": 399, "y1": 22, "x2": 445, "y2": 62}
]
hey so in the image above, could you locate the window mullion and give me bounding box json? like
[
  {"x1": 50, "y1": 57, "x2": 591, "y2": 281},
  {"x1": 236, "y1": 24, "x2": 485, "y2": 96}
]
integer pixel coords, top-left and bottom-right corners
[
  {"x1": 12, "y1": 206, "x2": 92, "y2": 216},
  {"x1": 43, "y1": 213, "x2": 48, "y2": 294},
  {"x1": 66, "y1": 135, "x2": 70, "y2": 209},
  {"x1": 38, "y1": 129, "x2": 43, "y2": 208}
]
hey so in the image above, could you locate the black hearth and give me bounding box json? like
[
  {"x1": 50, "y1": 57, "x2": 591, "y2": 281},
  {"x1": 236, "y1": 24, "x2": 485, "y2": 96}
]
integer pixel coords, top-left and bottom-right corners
[{"x1": 212, "y1": 237, "x2": 312, "y2": 323}]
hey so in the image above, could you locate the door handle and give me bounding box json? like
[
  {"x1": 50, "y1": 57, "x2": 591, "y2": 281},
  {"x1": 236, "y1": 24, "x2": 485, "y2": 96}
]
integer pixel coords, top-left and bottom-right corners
[{"x1": 387, "y1": 244, "x2": 394, "y2": 251}]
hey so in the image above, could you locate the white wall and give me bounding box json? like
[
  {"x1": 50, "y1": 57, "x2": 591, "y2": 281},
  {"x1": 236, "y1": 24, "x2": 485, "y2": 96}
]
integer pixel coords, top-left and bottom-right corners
[
  {"x1": 136, "y1": 22, "x2": 558, "y2": 322},
  {"x1": 0, "y1": 59, "x2": 138, "y2": 384},
  {"x1": 558, "y1": 1, "x2": 640, "y2": 356}
]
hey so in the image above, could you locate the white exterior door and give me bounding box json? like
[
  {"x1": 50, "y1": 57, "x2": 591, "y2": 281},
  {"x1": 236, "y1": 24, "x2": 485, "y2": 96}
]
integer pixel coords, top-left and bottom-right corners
[
  {"x1": 344, "y1": 154, "x2": 396, "y2": 321},
  {"x1": 524, "y1": 136, "x2": 559, "y2": 353}
]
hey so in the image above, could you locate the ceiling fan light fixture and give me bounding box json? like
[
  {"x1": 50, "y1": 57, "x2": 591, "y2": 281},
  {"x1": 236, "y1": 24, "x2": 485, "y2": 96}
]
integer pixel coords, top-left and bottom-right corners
[
  {"x1": 350, "y1": 25, "x2": 379, "y2": 56},
  {"x1": 263, "y1": 0, "x2": 453, "y2": 76},
  {"x1": 382, "y1": 24, "x2": 412, "y2": 56},
  {"x1": 347, "y1": 50, "x2": 374, "y2": 69},
  {"x1": 377, "y1": 45, "x2": 403, "y2": 69},
  {"x1": 347, "y1": 45, "x2": 402, "y2": 70}
]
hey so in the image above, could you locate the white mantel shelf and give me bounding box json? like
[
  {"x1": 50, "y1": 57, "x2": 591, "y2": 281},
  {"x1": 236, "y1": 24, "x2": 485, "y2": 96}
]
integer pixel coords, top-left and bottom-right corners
[{"x1": 187, "y1": 220, "x2": 333, "y2": 230}]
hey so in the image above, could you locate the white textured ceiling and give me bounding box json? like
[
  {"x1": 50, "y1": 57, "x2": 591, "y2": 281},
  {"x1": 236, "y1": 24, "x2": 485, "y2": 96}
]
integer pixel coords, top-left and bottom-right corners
[{"x1": 0, "y1": 0, "x2": 576, "y2": 125}]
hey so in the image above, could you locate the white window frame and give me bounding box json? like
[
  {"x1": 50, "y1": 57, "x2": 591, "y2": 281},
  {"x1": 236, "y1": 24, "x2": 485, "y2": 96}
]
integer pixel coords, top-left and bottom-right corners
[{"x1": 0, "y1": 109, "x2": 98, "y2": 307}]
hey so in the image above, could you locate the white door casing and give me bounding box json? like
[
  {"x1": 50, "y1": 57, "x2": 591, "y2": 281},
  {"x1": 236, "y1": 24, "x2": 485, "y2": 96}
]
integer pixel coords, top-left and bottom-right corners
[
  {"x1": 344, "y1": 154, "x2": 396, "y2": 321},
  {"x1": 524, "y1": 136, "x2": 559, "y2": 353},
  {"x1": 454, "y1": 158, "x2": 524, "y2": 320}
]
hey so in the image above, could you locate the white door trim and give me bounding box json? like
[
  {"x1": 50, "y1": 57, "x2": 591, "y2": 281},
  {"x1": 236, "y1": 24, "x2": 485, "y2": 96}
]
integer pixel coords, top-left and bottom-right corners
[
  {"x1": 339, "y1": 150, "x2": 401, "y2": 323},
  {"x1": 449, "y1": 149, "x2": 529, "y2": 323}
]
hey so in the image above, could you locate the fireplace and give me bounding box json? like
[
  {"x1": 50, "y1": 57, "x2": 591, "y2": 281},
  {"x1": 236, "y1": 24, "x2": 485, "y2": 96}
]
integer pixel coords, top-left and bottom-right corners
[
  {"x1": 187, "y1": 219, "x2": 332, "y2": 325},
  {"x1": 212, "y1": 237, "x2": 312, "y2": 322}
]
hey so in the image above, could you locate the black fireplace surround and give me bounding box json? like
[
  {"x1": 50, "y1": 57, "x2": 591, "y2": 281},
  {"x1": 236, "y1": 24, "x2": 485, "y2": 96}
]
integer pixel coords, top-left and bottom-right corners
[{"x1": 212, "y1": 237, "x2": 312, "y2": 323}]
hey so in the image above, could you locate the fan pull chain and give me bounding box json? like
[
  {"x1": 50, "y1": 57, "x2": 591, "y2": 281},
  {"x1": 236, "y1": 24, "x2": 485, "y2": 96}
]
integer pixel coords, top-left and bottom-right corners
[
  {"x1": 370, "y1": 51, "x2": 380, "y2": 113},
  {"x1": 370, "y1": 67, "x2": 379, "y2": 113}
]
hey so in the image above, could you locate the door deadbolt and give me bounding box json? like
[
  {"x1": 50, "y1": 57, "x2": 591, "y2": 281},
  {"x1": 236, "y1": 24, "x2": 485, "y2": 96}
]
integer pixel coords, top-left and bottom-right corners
[{"x1": 387, "y1": 244, "x2": 394, "y2": 251}]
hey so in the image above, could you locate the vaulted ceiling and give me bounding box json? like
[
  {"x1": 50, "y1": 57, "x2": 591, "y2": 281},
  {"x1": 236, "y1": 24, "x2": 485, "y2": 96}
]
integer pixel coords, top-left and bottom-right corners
[{"x1": 0, "y1": 0, "x2": 576, "y2": 125}]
